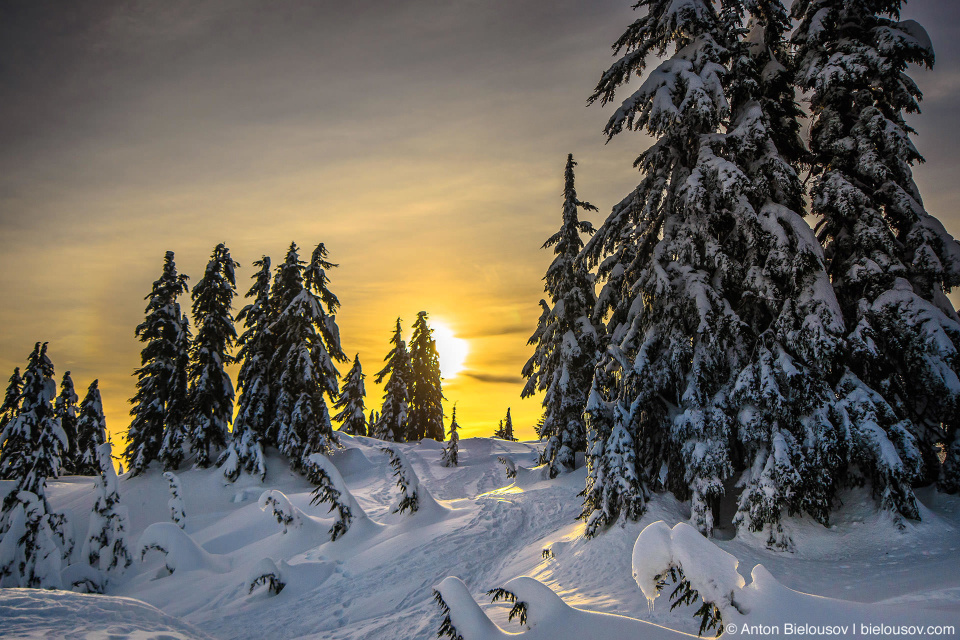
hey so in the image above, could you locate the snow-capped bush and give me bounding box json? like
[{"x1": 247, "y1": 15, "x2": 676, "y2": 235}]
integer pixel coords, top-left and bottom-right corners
[
  {"x1": 305, "y1": 452, "x2": 365, "y2": 541},
  {"x1": 137, "y1": 522, "x2": 230, "y2": 575},
  {"x1": 258, "y1": 490, "x2": 304, "y2": 533},
  {"x1": 382, "y1": 446, "x2": 420, "y2": 514},
  {"x1": 80, "y1": 443, "x2": 132, "y2": 587},
  {"x1": 247, "y1": 557, "x2": 286, "y2": 595},
  {"x1": 632, "y1": 521, "x2": 745, "y2": 635}
]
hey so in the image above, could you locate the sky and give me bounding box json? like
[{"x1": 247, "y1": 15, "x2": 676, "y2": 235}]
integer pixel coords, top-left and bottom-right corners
[{"x1": 1, "y1": 0, "x2": 959, "y2": 446}]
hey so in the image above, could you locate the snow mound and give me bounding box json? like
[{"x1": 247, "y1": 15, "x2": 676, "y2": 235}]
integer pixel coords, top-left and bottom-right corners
[
  {"x1": 0, "y1": 588, "x2": 215, "y2": 639},
  {"x1": 138, "y1": 522, "x2": 232, "y2": 575},
  {"x1": 632, "y1": 520, "x2": 744, "y2": 613}
]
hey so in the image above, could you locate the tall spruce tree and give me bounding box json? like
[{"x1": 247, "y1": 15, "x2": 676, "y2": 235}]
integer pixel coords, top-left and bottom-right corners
[
  {"x1": 222, "y1": 256, "x2": 274, "y2": 482},
  {"x1": 579, "y1": 0, "x2": 850, "y2": 541},
  {"x1": 334, "y1": 355, "x2": 367, "y2": 436},
  {"x1": 74, "y1": 380, "x2": 108, "y2": 476},
  {"x1": 0, "y1": 367, "x2": 22, "y2": 431},
  {"x1": 522, "y1": 154, "x2": 601, "y2": 478},
  {"x1": 125, "y1": 251, "x2": 190, "y2": 475},
  {"x1": 792, "y1": 0, "x2": 960, "y2": 495},
  {"x1": 187, "y1": 243, "x2": 239, "y2": 468},
  {"x1": 408, "y1": 311, "x2": 445, "y2": 441},
  {"x1": 158, "y1": 309, "x2": 192, "y2": 471},
  {"x1": 269, "y1": 242, "x2": 346, "y2": 467},
  {"x1": 0, "y1": 367, "x2": 25, "y2": 481},
  {"x1": 54, "y1": 371, "x2": 79, "y2": 475},
  {"x1": 375, "y1": 319, "x2": 412, "y2": 442},
  {"x1": 1, "y1": 343, "x2": 67, "y2": 494}
]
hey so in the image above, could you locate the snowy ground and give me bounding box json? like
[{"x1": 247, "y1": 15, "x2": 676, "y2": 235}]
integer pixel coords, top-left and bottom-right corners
[{"x1": 3, "y1": 435, "x2": 960, "y2": 639}]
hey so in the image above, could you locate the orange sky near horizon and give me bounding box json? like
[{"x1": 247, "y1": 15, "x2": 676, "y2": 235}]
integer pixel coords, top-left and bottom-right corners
[{"x1": 2, "y1": 0, "x2": 960, "y2": 452}]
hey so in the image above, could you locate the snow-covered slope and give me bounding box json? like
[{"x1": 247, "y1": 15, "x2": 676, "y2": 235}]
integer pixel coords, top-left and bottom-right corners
[{"x1": 6, "y1": 434, "x2": 960, "y2": 639}]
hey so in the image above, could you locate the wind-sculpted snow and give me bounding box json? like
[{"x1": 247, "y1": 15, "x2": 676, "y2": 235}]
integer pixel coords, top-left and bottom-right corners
[
  {"x1": 12, "y1": 439, "x2": 959, "y2": 639},
  {"x1": 0, "y1": 588, "x2": 215, "y2": 639},
  {"x1": 137, "y1": 522, "x2": 232, "y2": 575}
]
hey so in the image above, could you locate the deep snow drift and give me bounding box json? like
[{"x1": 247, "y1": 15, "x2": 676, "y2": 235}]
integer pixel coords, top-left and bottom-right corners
[{"x1": 2, "y1": 434, "x2": 959, "y2": 639}]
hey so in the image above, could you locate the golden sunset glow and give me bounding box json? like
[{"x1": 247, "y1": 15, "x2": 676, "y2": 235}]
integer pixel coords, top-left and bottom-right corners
[
  {"x1": 0, "y1": 1, "x2": 957, "y2": 449},
  {"x1": 431, "y1": 322, "x2": 469, "y2": 380}
]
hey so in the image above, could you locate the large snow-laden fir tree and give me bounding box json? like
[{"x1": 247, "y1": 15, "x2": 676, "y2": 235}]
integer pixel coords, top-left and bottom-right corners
[
  {"x1": 269, "y1": 243, "x2": 347, "y2": 467},
  {"x1": 54, "y1": 371, "x2": 79, "y2": 475},
  {"x1": 374, "y1": 319, "x2": 412, "y2": 442},
  {"x1": 186, "y1": 243, "x2": 239, "y2": 468},
  {"x1": 522, "y1": 154, "x2": 601, "y2": 478},
  {"x1": 334, "y1": 355, "x2": 367, "y2": 436},
  {"x1": 580, "y1": 0, "x2": 853, "y2": 541},
  {"x1": 74, "y1": 380, "x2": 108, "y2": 477},
  {"x1": 0, "y1": 367, "x2": 22, "y2": 434},
  {"x1": 0, "y1": 367, "x2": 25, "y2": 481},
  {"x1": 792, "y1": 0, "x2": 960, "y2": 495},
  {"x1": 221, "y1": 256, "x2": 274, "y2": 482},
  {"x1": 125, "y1": 251, "x2": 190, "y2": 476},
  {"x1": 0, "y1": 343, "x2": 67, "y2": 493},
  {"x1": 408, "y1": 311, "x2": 445, "y2": 441}
]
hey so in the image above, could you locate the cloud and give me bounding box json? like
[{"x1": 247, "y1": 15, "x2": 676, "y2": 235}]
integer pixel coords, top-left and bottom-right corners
[{"x1": 460, "y1": 370, "x2": 525, "y2": 385}]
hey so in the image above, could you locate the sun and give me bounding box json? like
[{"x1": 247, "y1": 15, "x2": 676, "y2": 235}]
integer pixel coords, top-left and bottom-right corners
[{"x1": 431, "y1": 322, "x2": 469, "y2": 379}]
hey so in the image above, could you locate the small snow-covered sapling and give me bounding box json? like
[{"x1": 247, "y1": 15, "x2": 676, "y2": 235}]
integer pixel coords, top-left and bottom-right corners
[{"x1": 163, "y1": 472, "x2": 186, "y2": 529}]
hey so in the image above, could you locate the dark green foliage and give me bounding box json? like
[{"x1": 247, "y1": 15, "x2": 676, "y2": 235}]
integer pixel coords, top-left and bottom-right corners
[
  {"x1": 654, "y1": 566, "x2": 724, "y2": 638},
  {"x1": 374, "y1": 319, "x2": 411, "y2": 442},
  {"x1": 269, "y1": 242, "x2": 347, "y2": 467},
  {"x1": 408, "y1": 311, "x2": 445, "y2": 441},
  {"x1": 493, "y1": 408, "x2": 516, "y2": 441},
  {"x1": 334, "y1": 355, "x2": 367, "y2": 436},
  {"x1": 433, "y1": 590, "x2": 464, "y2": 640},
  {"x1": 523, "y1": 154, "x2": 600, "y2": 478},
  {"x1": 486, "y1": 587, "x2": 528, "y2": 626},
  {"x1": 187, "y1": 243, "x2": 239, "y2": 468},
  {"x1": 54, "y1": 371, "x2": 78, "y2": 474},
  {"x1": 74, "y1": 380, "x2": 107, "y2": 476},
  {"x1": 125, "y1": 251, "x2": 190, "y2": 475},
  {"x1": 224, "y1": 256, "x2": 274, "y2": 482},
  {"x1": 307, "y1": 461, "x2": 354, "y2": 541}
]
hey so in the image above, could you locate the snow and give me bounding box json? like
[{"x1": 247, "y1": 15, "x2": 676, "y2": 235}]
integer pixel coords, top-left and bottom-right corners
[
  {"x1": 2, "y1": 437, "x2": 958, "y2": 638},
  {"x1": 0, "y1": 588, "x2": 214, "y2": 639}
]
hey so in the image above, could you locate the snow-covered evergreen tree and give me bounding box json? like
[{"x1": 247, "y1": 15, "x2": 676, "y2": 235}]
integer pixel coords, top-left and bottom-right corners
[
  {"x1": 0, "y1": 367, "x2": 25, "y2": 481},
  {"x1": 125, "y1": 251, "x2": 190, "y2": 475},
  {"x1": 0, "y1": 343, "x2": 67, "y2": 492},
  {"x1": 408, "y1": 311, "x2": 445, "y2": 441},
  {"x1": 522, "y1": 154, "x2": 601, "y2": 478},
  {"x1": 792, "y1": 0, "x2": 960, "y2": 495},
  {"x1": 0, "y1": 367, "x2": 22, "y2": 435},
  {"x1": 441, "y1": 405, "x2": 460, "y2": 467},
  {"x1": 334, "y1": 355, "x2": 367, "y2": 436},
  {"x1": 81, "y1": 442, "x2": 132, "y2": 585},
  {"x1": 164, "y1": 471, "x2": 186, "y2": 529},
  {"x1": 157, "y1": 308, "x2": 192, "y2": 472},
  {"x1": 74, "y1": 380, "x2": 107, "y2": 476},
  {"x1": 0, "y1": 490, "x2": 64, "y2": 589},
  {"x1": 374, "y1": 319, "x2": 411, "y2": 443},
  {"x1": 54, "y1": 371, "x2": 79, "y2": 475},
  {"x1": 186, "y1": 243, "x2": 239, "y2": 468},
  {"x1": 493, "y1": 408, "x2": 516, "y2": 442},
  {"x1": 221, "y1": 256, "x2": 274, "y2": 482},
  {"x1": 579, "y1": 0, "x2": 850, "y2": 540},
  {"x1": 368, "y1": 410, "x2": 378, "y2": 436},
  {"x1": 269, "y1": 242, "x2": 347, "y2": 467}
]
